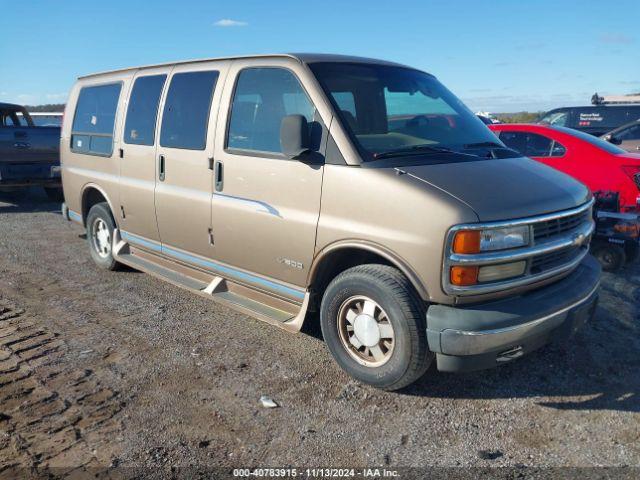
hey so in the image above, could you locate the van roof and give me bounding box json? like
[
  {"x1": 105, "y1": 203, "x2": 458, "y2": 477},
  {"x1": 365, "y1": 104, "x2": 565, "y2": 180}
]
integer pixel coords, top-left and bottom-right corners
[{"x1": 77, "y1": 53, "x2": 415, "y2": 79}]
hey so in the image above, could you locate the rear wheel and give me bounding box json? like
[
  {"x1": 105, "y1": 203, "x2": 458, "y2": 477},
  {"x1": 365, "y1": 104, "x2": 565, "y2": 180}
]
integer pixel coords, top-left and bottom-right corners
[
  {"x1": 86, "y1": 202, "x2": 120, "y2": 270},
  {"x1": 320, "y1": 264, "x2": 432, "y2": 391},
  {"x1": 593, "y1": 244, "x2": 626, "y2": 272}
]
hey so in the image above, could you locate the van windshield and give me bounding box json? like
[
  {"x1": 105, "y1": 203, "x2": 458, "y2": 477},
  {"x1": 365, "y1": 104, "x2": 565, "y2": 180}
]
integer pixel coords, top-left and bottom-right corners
[
  {"x1": 539, "y1": 110, "x2": 569, "y2": 127},
  {"x1": 310, "y1": 62, "x2": 512, "y2": 161}
]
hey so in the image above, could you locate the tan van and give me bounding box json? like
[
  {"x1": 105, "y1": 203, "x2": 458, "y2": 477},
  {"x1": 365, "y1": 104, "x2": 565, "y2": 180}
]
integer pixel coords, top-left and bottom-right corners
[{"x1": 61, "y1": 54, "x2": 600, "y2": 390}]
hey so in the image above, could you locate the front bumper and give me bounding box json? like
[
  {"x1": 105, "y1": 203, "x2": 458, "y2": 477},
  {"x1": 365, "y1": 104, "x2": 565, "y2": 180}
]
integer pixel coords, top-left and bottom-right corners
[{"x1": 426, "y1": 255, "x2": 601, "y2": 372}]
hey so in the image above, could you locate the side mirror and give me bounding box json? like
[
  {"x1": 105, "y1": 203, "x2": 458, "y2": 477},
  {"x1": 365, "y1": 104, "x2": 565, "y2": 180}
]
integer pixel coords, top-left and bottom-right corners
[
  {"x1": 604, "y1": 134, "x2": 622, "y2": 145},
  {"x1": 280, "y1": 114, "x2": 310, "y2": 159}
]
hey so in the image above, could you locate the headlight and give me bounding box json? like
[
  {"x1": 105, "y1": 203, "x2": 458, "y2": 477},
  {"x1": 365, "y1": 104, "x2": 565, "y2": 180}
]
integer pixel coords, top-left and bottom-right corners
[
  {"x1": 453, "y1": 225, "x2": 530, "y2": 253},
  {"x1": 480, "y1": 226, "x2": 530, "y2": 251}
]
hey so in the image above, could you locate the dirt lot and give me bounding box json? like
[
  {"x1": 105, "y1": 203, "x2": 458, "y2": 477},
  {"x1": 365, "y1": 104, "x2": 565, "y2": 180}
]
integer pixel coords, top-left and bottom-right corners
[{"x1": 0, "y1": 189, "x2": 638, "y2": 477}]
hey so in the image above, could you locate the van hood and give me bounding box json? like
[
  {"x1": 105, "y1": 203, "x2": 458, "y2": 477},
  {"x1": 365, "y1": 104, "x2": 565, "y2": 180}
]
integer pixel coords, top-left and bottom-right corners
[{"x1": 401, "y1": 157, "x2": 591, "y2": 222}]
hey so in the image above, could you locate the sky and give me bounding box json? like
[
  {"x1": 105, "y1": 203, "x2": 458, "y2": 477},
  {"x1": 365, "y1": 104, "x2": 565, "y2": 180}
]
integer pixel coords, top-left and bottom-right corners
[{"x1": 1, "y1": 0, "x2": 638, "y2": 112}]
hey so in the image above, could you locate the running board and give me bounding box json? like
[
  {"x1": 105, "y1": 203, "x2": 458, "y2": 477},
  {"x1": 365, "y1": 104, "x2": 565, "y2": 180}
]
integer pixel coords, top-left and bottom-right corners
[{"x1": 112, "y1": 228, "x2": 309, "y2": 332}]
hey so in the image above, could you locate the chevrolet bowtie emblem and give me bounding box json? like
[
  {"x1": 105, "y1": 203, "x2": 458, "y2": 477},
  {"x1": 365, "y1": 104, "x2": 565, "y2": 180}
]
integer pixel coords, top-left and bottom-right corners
[{"x1": 573, "y1": 232, "x2": 587, "y2": 246}]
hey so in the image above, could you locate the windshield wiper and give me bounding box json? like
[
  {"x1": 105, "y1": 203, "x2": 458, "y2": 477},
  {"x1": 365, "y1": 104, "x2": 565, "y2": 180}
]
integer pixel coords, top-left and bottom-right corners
[
  {"x1": 373, "y1": 144, "x2": 456, "y2": 160},
  {"x1": 462, "y1": 141, "x2": 520, "y2": 158}
]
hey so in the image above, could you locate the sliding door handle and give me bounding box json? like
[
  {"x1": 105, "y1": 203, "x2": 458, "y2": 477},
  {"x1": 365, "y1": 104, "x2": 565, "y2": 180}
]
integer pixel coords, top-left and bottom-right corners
[
  {"x1": 215, "y1": 161, "x2": 223, "y2": 192},
  {"x1": 159, "y1": 154, "x2": 165, "y2": 181}
]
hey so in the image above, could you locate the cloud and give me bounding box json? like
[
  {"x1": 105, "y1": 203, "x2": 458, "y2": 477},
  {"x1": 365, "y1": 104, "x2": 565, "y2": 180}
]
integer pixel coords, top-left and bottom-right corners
[
  {"x1": 213, "y1": 19, "x2": 248, "y2": 27},
  {"x1": 599, "y1": 33, "x2": 634, "y2": 44}
]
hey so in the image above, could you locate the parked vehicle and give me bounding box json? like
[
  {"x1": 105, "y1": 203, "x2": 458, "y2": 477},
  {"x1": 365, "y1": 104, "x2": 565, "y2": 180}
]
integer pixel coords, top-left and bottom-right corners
[
  {"x1": 476, "y1": 114, "x2": 494, "y2": 125},
  {"x1": 590, "y1": 191, "x2": 639, "y2": 271},
  {"x1": 601, "y1": 119, "x2": 640, "y2": 153},
  {"x1": 61, "y1": 54, "x2": 599, "y2": 390},
  {"x1": 0, "y1": 103, "x2": 62, "y2": 200},
  {"x1": 19, "y1": 112, "x2": 64, "y2": 127},
  {"x1": 539, "y1": 104, "x2": 640, "y2": 137},
  {"x1": 490, "y1": 123, "x2": 640, "y2": 213}
]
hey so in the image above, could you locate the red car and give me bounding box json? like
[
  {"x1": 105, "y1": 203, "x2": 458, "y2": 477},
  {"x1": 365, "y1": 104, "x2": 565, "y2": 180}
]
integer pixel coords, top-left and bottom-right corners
[{"x1": 489, "y1": 124, "x2": 640, "y2": 212}]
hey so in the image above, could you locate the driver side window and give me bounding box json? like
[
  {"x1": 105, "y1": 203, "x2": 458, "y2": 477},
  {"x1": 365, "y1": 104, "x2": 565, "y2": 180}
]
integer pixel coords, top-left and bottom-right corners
[{"x1": 226, "y1": 68, "x2": 315, "y2": 155}]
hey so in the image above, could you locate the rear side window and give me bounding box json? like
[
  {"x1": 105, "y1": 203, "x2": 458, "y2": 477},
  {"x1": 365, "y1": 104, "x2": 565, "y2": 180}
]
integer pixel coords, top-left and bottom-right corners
[
  {"x1": 499, "y1": 131, "x2": 563, "y2": 157},
  {"x1": 124, "y1": 75, "x2": 166, "y2": 146},
  {"x1": 71, "y1": 83, "x2": 122, "y2": 156},
  {"x1": 160, "y1": 71, "x2": 219, "y2": 150},
  {"x1": 2, "y1": 112, "x2": 20, "y2": 126},
  {"x1": 227, "y1": 68, "x2": 315, "y2": 154}
]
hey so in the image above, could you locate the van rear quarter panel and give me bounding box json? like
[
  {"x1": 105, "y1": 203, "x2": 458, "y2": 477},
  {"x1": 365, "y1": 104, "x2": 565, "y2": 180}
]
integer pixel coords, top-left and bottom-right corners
[
  {"x1": 61, "y1": 71, "x2": 134, "y2": 221},
  {"x1": 315, "y1": 165, "x2": 478, "y2": 304}
]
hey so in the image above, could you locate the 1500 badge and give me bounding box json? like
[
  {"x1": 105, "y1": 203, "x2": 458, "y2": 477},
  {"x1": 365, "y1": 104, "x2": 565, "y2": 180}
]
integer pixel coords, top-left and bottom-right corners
[{"x1": 277, "y1": 257, "x2": 303, "y2": 269}]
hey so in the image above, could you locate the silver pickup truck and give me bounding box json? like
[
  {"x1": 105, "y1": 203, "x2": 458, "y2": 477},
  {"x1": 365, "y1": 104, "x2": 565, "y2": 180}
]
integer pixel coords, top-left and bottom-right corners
[{"x1": 0, "y1": 102, "x2": 62, "y2": 200}]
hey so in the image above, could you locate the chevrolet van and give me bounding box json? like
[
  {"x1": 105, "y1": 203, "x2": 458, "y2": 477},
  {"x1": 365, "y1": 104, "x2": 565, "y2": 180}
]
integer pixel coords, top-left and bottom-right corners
[{"x1": 61, "y1": 54, "x2": 600, "y2": 390}]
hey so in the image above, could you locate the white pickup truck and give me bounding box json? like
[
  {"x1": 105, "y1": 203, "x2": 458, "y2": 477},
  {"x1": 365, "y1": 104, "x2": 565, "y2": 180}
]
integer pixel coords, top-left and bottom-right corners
[{"x1": 0, "y1": 102, "x2": 62, "y2": 200}]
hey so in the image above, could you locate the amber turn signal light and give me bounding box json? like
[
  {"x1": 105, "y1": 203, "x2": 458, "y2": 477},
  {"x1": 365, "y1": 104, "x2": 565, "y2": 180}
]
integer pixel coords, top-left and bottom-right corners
[
  {"x1": 452, "y1": 230, "x2": 481, "y2": 254},
  {"x1": 450, "y1": 266, "x2": 479, "y2": 286}
]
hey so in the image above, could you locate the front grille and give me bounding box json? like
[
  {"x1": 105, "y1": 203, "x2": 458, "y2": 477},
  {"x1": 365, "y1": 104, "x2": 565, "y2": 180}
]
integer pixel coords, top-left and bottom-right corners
[
  {"x1": 533, "y1": 210, "x2": 591, "y2": 241},
  {"x1": 444, "y1": 200, "x2": 594, "y2": 296},
  {"x1": 530, "y1": 246, "x2": 581, "y2": 275}
]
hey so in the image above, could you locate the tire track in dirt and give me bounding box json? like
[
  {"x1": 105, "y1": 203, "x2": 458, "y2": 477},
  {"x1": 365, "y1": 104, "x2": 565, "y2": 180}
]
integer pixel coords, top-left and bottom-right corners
[{"x1": 0, "y1": 299, "x2": 124, "y2": 477}]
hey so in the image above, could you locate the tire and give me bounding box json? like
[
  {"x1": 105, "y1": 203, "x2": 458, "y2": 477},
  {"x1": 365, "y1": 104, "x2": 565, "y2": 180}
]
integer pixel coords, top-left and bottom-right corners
[
  {"x1": 320, "y1": 264, "x2": 432, "y2": 391},
  {"x1": 85, "y1": 202, "x2": 120, "y2": 271},
  {"x1": 592, "y1": 244, "x2": 626, "y2": 272},
  {"x1": 44, "y1": 187, "x2": 64, "y2": 202}
]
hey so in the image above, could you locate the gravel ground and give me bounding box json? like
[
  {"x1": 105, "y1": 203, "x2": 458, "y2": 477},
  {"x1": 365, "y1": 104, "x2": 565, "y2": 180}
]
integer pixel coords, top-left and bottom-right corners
[{"x1": 0, "y1": 188, "x2": 638, "y2": 477}]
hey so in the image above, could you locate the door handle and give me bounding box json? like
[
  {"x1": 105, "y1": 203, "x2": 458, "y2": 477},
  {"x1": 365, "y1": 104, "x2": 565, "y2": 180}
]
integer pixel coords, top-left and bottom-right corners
[
  {"x1": 13, "y1": 142, "x2": 30, "y2": 149},
  {"x1": 636, "y1": 146, "x2": 640, "y2": 151},
  {"x1": 159, "y1": 154, "x2": 166, "y2": 181},
  {"x1": 215, "y1": 161, "x2": 223, "y2": 192}
]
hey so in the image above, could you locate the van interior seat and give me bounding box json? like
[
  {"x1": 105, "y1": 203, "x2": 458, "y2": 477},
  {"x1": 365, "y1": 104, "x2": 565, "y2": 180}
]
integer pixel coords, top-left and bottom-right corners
[{"x1": 252, "y1": 100, "x2": 286, "y2": 152}]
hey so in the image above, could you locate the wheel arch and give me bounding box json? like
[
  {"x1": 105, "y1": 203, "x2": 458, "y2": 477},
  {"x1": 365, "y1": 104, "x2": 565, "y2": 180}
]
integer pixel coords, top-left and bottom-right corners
[
  {"x1": 307, "y1": 241, "x2": 429, "y2": 302},
  {"x1": 80, "y1": 183, "x2": 118, "y2": 227}
]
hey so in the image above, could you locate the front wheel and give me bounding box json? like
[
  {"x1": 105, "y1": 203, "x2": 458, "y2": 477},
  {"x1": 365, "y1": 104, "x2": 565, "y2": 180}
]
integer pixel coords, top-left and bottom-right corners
[
  {"x1": 592, "y1": 244, "x2": 626, "y2": 272},
  {"x1": 320, "y1": 264, "x2": 432, "y2": 391},
  {"x1": 86, "y1": 202, "x2": 120, "y2": 271}
]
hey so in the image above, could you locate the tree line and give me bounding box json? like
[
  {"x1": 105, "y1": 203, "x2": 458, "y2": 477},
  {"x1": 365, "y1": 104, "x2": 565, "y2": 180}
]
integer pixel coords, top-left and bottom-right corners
[{"x1": 25, "y1": 104, "x2": 66, "y2": 112}]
